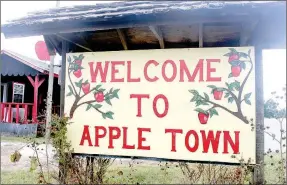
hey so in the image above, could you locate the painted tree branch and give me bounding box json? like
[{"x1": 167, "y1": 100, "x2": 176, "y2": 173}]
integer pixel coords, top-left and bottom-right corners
[
  {"x1": 66, "y1": 54, "x2": 120, "y2": 120},
  {"x1": 238, "y1": 57, "x2": 253, "y2": 114},
  {"x1": 189, "y1": 49, "x2": 253, "y2": 124}
]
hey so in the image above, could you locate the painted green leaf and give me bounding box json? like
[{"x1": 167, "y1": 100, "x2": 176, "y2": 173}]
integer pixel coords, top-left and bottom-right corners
[
  {"x1": 223, "y1": 52, "x2": 232, "y2": 57},
  {"x1": 228, "y1": 73, "x2": 233, "y2": 78},
  {"x1": 190, "y1": 96, "x2": 197, "y2": 102},
  {"x1": 86, "y1": 104, "x2": 92, "y2": 111},
  {"x1": 75, "y1": 82, "x2": 80, "y2": 88},
  {"x1": 105, "y1": 111, "x2": 114, "y2": 120},
  {"x1": 68, "y1": 56, "x2": 71, "y2": 63},
  {"x1": 66, "y1": 92, "x2": 73, "y2": 96},
  {"x1": 230, "y1": 60, "x2": 241, "y2": 66},
  {"x1": 229, "y1": 48, "x2": 237, "y2": 53},
  {"x1": 240, "y1": 62, "x2": 246, "y2": 70},
  {"x1": 102, "y1": 113, "x2": 106, "y2": 119},
  {"x1": 93, "y1": 104, "x2": 102, "y2": 109},
  {"x1": 207, "y1": 85, "x2": 216, "y2": 89},
  {"x1": 189, "y1": 89, "x2": 198, "y2": 95},
  {"x1": 113, "y1": 93, "x2": 119, "y2": 99},
  {"x1": 78, "y1": 54, "x2": 84, "y2": 60},
  {"x1": 73, "y1": 56, "x2": 78, "y2": 60},
  {"x1": 84, "y1": 80, "x2": 88, "y2": 84},
  {"x1": 204, "y1": 93, "x2": 209, "y2": 101},
  {"x1": 239, "y1": 52, "x2": 248, "y2": 58},
  {"x1": 105, "y1": 98, "x2": 112, "y2": 106},
  {"x1": 210, "y1": 108, "x2": 219, "y2": 118},
  {"x1": 95, "y1": 84, "x2": 102, "y2": 90},
  {"x1": 194, "y1": 108, "x2": 206, "y2": 114},
  {"x1": 228, "y1": 97, "x2": 234, "y2": 103},
  {"x1": 224, "y1": 93, "x2": 230, "y2": 98},
  {"x1": 245, "y1": 99, "x2": 251, "y2": 105},
  {"x1": 244, "y1": 92, "x2": 252, "y2": 100},
  {"x1": 68, "y1": 85, "x2": 73, "y2": 93},
  {"x1": 248, "y1": 49, "x2": 251, "y2": 56},
  {"x1": 202, "y1": 102, "x2": 209, "y2": 106},
  {"x1": 113, "y1": 89, "x2": 120, "y2": 94}
]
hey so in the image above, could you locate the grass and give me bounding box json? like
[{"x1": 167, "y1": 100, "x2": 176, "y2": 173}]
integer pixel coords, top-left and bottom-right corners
[
  {"x1": 1, "y1": 157, "x2": 285, "y2": 184},
  {"x1": 1, "y1": 170, "x2": 40, "y2": 184},
  {"x1": 1, "y1": 136, "x2": 285, "y2": 184}
]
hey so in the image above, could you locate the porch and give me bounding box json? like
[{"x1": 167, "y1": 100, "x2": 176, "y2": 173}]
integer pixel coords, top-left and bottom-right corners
[{"x1": 0, "y1": 49, "x2": 60, "y2": 124}]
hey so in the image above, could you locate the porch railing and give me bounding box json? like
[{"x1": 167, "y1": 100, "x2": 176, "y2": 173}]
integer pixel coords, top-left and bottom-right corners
[{"x1": 0, "y1": 103, "x2": 34, "y2": 124}]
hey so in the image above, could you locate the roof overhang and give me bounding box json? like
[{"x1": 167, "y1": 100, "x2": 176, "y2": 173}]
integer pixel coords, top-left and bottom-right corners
[{"x1": 1, "y1": 1, "x2": 286, "y2": 51}]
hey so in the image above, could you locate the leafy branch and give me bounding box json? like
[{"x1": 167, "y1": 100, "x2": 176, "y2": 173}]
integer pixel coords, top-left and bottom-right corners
[
  {"x1": 188, "y1": 48, "x2": 254, "y2": 124},
  {"x1": 65, "y1": 54, "x2": 120, "y2": 120}
]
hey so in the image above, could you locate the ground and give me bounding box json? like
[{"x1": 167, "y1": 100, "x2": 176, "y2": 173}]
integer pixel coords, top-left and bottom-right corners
[{"x1": 1, "y1": 136, "x2": 285, "y2": 184}]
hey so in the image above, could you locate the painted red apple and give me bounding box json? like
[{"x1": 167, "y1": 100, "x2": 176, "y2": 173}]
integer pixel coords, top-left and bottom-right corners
[
  {"x1": 213, "y1": 89, "x2": 223, "y2": 100},
  {"x1": 82, "y1": 83, "x2": 90, "y2": 94},
  {"x1": 228, "y1": 54, "x2": 239, "y2": 63},
  {"x1": 198, "y1": 112, "x2": 209, "y2": 124},
  {"x1": 231, "y1": 66, "x2": 241, "y2": 77},
  {"x1": 73, "y1": 69, "x2": 82, "y2": 78},
  {"x1": 94, "y1": 91, "x2": 105, "y2": 102},
  {"x1": 75, "y1": 60, "x2": 82, "y2": 66}
]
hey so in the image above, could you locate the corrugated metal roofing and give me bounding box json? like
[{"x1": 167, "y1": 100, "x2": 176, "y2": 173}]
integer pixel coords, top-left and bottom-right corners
[
  {"x1": 1, "y1": 1, "x2": 284, "y2": 38},
  {"x1": 0, "y1": 50, "x2": 60, "y2": 76}
]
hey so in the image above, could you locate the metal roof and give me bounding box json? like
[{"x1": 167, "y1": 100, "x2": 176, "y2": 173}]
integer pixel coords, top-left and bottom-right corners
[
  {"x1": 1, "y1": 50, "x2": 60, "y2": 76},
  {"x1": 1, "y1": 1, "x2": 284, "y2": 38}
]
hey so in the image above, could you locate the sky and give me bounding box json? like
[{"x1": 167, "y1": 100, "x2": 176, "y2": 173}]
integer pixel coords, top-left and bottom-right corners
[{"x1": 1, "y1": 1, "x2": 286, "y2": 100}]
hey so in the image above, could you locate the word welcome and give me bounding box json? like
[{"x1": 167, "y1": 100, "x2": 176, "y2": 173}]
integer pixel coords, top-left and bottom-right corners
[
  {"x1": 80, "y1": 125, "x2": 240, "y2": 154},
  {"x1": 88, "y1": 59, "x2": 221, "y2": 83}
]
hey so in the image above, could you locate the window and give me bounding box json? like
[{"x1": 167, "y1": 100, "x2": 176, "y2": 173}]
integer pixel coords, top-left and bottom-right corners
[{"x1": 12, "y1": 82, "x2": 25, "y2": 103}]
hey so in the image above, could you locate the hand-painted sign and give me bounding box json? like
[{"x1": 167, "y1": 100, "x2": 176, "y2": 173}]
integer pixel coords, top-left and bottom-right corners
[{"x1": 64, "y1": 47, "x2": 256, "y2": 164}]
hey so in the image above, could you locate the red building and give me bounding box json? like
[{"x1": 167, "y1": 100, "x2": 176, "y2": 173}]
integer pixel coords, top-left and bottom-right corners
[{"x1": 0, "y1": 49, "x2": 60, "y2": 124}]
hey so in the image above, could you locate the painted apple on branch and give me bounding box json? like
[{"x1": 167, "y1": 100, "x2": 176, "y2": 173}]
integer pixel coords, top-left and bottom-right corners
[
  {"x1": 66, "y1": 54, "x2": 120, "y2": 120},
  {"x1": 231, "y1": 66, "x2": 241, "y2": 77},
  {"x1": 82, "y1": 83, "x2": 90, "y2": 94},
  {"x1": 213, "y1": 89, "x2": 223, "y2": 100},
  {"x1": 94, "y1": 91, "x2": 105, "y2": 102},
  {"x1": 75, "y1": 60, "x2": 82, "y2": 66},
  {"x1": 228, "y1": 54, "x2": 239, "y2": 63},
  {"x1": 198, "y1": 112, "x2": 209, "y2": 124},
  {"x1": 188, "y1": 48, "x2": 254, "y2": 125},
  {"x1": 73, "y1": 69, "x2": 82, "y2": 78}
]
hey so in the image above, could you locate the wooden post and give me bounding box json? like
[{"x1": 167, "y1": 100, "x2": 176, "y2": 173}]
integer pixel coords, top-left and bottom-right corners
[
  {"x1": 59, "y1": 40, "x2": 68, "y2": 183},
  {"x1": 45, "y1": 54, "x2": 55, "y2": 180},
  {"x1": 27, "y1": 75, "x2": 45, "y2": 122},
  {"x1": 33, "y1": 75, "x2": 39, "y2": 122},
  {"x1": 253, "y1": 45, "x2": 265, "y2": 184},
  {"x1": 60, "y1": 40, "x2": 68, "y2": 117}
]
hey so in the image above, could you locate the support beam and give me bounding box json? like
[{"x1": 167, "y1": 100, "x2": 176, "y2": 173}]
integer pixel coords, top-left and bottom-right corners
[
  {"x1": 199, "y1": 23, "x2": 203, "y2": 48},
  {"x1": 240, "y1": 20, "x2": 259, "y2": 46},
  {"x1": 116, "y1": 29, "x2": 128, "y2": 50},
  {"x1": 60, "y1": 40, "x2": 68, "y2": 117},
  {"x1": 27, "y1": 75, "x2": 45, "y2": 122},
  {"x1": 27, "y1": 76, "x2": 35, "y2": 87},
  {"x1": 149, "y1": 26, "x2": 165, "y2": 49},
  {"x1": 253, "y1": 45, "x2": 264, "y2": 184},
  {"x1": 33, "y1": 75, "x2": 39, "y2": 122},
  {"x1": 56, "y1": 34, "x2": 93, "y2": 52}
]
